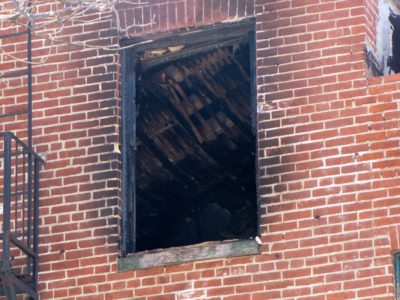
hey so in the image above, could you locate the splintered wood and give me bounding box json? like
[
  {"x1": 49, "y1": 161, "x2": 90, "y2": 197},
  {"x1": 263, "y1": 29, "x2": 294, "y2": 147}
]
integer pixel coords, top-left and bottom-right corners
[
  {"x1": 137, "y1": 44, "x2": 252, "y2": 189},
  {"x1": 135, "y1": 42, "x2": 257, "y2": 251}
]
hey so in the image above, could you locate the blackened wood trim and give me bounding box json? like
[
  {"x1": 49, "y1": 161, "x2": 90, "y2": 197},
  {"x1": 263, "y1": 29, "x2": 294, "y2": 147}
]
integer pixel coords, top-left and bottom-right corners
[
  {"x1": 118, "y1": 239, "x2": 260, "y2": 271},
  {"x1": 249, "y1": 29, "x2": 261, "y2": 238},
  {"x1": 121, "y1": 18, "x2": 255, "y2": 53},
  {"x1": 121, "y1": 48, "x2": 137, "y2": 255}
]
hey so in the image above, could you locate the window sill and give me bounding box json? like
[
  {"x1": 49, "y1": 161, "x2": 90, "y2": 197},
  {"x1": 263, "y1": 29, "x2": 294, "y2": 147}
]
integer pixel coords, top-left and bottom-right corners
[{"x1": 118, "y1": 239, "x2": 260, "y2": 271}]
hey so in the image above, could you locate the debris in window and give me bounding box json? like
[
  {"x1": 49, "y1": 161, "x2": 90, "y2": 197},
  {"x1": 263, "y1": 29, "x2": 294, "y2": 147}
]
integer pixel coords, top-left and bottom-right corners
[
  {"x1": 135, "y1": 41, "x2": 257, "y2": 251},
  {"x1": 142, "y1": 45, "x2": 186, "y2": 60}
]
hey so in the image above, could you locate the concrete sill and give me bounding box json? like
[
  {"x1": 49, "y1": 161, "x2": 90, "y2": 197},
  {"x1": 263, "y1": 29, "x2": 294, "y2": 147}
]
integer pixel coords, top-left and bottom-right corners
[{"x1": 118, "y1": 239, "x2": 260, "y2": 271}]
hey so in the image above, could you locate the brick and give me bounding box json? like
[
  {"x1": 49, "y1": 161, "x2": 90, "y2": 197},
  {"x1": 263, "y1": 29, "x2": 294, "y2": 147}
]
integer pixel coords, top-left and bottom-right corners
[{"x1": 1, "y1": 1, "x2": 399, "y2": 300}]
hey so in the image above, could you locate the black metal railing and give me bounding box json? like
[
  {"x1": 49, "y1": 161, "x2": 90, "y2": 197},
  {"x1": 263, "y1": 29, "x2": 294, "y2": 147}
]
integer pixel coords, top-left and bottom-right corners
[{"x1": 0, "y1": 132, "x2": 43, "y2": 300}]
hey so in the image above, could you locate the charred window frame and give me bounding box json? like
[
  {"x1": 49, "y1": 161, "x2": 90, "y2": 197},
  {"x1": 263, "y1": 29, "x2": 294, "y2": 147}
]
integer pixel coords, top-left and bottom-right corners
[{"x1": 120, "y1": 19, "x2": 260, "y2": 267}]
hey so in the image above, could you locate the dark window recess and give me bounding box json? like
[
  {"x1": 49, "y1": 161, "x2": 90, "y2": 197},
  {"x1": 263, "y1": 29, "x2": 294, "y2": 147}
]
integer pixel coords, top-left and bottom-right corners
[
  {"x1": 389, "y1": 12, "x2": 400, "y2": 73},
  {"x1": 395, "y1": 252, "x2": 400, "y2": 300},
  {"x1": 131, "y1": 40, "x2": 258, "y2": 252}
]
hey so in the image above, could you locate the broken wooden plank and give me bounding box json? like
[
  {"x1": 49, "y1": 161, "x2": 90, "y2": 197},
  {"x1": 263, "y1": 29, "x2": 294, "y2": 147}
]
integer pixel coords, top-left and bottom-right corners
[
  {"x1": 118, "y1": 239, "x2": 260, "y2": 271},
  {"x1": 141, "y1": 37, "x2": 248, "y2": 71}
]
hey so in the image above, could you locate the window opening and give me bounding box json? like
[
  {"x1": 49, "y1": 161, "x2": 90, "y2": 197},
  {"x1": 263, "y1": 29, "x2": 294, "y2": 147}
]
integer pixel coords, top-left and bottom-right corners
[{"x1": 121, "y1": 21, "x2": 258, "y2": 254}]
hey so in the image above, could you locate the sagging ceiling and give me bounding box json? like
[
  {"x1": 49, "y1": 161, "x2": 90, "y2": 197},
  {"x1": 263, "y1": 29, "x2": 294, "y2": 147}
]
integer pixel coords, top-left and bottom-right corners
[{"x1": 135, "y1": 42, "x2": 257, "y2": 251}]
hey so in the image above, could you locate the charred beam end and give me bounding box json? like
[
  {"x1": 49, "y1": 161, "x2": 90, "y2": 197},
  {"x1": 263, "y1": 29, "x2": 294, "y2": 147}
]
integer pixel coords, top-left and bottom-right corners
[
  {"x1": 140, "y1": 37, "x2": 248, "y2": 71},
  {"x1": 118, "y1": 239, "x2": 260, "y2": 271}
]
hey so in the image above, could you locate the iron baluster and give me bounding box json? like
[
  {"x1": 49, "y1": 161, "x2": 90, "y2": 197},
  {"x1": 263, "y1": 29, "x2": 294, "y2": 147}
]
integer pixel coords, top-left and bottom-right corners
[
  {"x1": 2, "y1": 133, "x2": 16, "y2": 300},
  {"x1": 14, "y1": 143, "x2": 18, "y2": 236},
  {"x1": 32, "y1": 158, "x2": 39, "y2": 294}
]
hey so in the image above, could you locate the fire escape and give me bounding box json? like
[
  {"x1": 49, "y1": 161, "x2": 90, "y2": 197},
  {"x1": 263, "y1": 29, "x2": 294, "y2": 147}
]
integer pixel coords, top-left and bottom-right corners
[{"x1": 0, "y1": 16, "x2": 43, "y2": 300}]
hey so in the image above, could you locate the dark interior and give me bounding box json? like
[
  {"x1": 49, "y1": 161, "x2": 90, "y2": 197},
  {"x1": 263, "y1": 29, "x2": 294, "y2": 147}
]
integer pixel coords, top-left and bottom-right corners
[
  {"x1": 389, "y1": 12, "x2": 400, "y2": 73},
  {"x1": 135, "y1": 42, "x2": 257, "y2": 251}
]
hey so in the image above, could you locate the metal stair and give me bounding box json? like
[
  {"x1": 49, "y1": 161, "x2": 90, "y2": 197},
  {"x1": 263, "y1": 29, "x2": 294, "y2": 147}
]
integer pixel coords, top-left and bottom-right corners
[{"x1": 0, "y1": 11, "x2": 43, "y2": 300}]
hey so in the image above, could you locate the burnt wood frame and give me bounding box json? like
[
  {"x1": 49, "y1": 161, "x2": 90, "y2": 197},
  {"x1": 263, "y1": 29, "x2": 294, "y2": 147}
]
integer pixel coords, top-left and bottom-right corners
[{"x1": 120, "y1": 18, "x2": 259, "y2": 261}]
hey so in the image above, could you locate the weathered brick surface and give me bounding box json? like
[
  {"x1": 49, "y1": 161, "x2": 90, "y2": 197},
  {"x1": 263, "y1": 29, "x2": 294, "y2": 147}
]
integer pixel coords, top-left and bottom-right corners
[
  {"x1": 365, "y1": 0, "x2": 381, "y2": 54},
  {"x1": 1, "y1": 0, "x2": 400, "y2": 299},
  {"x1": 115, "y1": 0, "x2": 255, "y2": 37}
]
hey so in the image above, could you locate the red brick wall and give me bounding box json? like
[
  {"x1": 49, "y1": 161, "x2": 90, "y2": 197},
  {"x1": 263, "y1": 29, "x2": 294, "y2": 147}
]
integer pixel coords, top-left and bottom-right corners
[
  {"x1": 365, "y1": 0, "x2": 379, "y2": 51},
  {"x1": 1, "y1": 0, "x2": 400, "y2": 299},
  {"x1": 115, "y1": 0, "x2": 255, "y2": 37}
]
